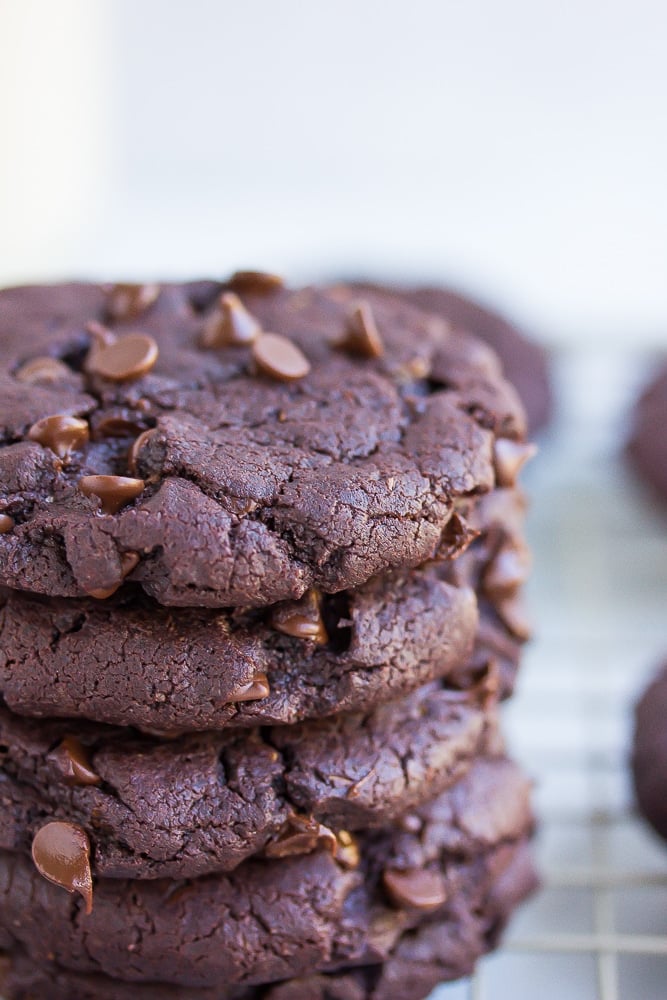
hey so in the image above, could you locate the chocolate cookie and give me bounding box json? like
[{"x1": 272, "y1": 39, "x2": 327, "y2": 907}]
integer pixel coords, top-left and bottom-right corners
[
  {"x1": 0, "y1": 756, "x2": 535, "y2": 990},
  {"x1": 2, "y1": 833, "x2": 536, "y2": 1000},
  {"x1": 0, "y1": 675, "x2": 498, "y2": 880},
  {"x1": 627, "y1": 363, "x2": 667, "y2": 504},
  {"x1": 349, "y1": 281, "x2": 552, "y2": 433},
  {"x1": 0, "y1": 565, "x2": 477, "y2": 734},
  {"x1": 0, "y1": 280, "x2": 527, "y2": 606},
  {"x1": 633, "y1": 661, "x2": 667, "y2": 840},
  {"x1": 0, "y1": 481, "x2": 530, "y2": 733}
]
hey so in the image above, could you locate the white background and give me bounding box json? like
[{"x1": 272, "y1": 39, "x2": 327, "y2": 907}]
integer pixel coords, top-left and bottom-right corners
[{"x1": 1, "y1": 0, "x2": 667, "y2": 345}]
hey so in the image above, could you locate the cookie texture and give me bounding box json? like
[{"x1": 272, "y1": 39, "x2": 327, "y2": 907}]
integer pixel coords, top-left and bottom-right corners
[
  {"x1": 0, "y1": 281, "x2": 525, "y2": 606},
  {"x1": 633, "y1": 662, "x2": 667, "y2": 841},
  {"x1": 0, "y1": 678, "x2": 498, "y2": 880},
  {"x1": 627, "y1": 363, "x2": 667, "y2": 503},
  {"x1": 0, "y1": 565, "x2": 477, "y2": 733},
  {"x1": 2, "y1": 834, "x2": 536, "y2": 1000},
  {"x1": 350, "y1": 282, "x2": 552, "y2": 433},
  {"x1": 0, "y1": 756, "x2": 534, "y2": 990}
]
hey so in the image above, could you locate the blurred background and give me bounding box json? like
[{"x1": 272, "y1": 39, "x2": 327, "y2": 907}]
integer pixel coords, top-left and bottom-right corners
[
  {"x1": 1, "y1": 0, "x2": 667, "y2": 346},
  {"x1": 2, "y1": 3, "x2": 667, "y2": 998}
]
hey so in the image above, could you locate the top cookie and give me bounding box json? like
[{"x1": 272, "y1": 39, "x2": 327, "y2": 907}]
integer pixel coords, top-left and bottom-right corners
[
  {"x1": 350, "y1": 282, "x2": 552, "y2": 433},
  {"x1": 0, "y1": 277, "x2": 526, "y2": 607}
]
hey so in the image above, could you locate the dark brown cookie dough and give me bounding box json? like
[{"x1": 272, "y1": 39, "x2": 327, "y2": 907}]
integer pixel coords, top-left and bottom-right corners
[
  {"x1": 349, "y1": 281, "x2": 552, "y2": 433},
  {"x1": 0, "y1": 676, "x2": 498, "y2": 880},
  {"x1": 0, "y1": 756, "x2": 535, "y2": 990},
  {"x1": 0, "y1": 280, "x2": 526, "y2": 606},
  {"x1": 0, "y1": 564, "x2": 477, "y2": 733},
  {"x1": 632, "y1": 661, "x2": 667, "y2": 841},
  {"x1": 627, "y1": 363, "x2": 667, "y2": 504},
  {"x1": 1, "y1": 834, "x2": 536, "y2": 1000}
]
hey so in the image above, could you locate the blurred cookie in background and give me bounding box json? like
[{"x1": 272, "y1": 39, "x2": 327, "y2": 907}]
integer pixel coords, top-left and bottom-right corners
[
  {"x1": 632, "y1": 661, "x2": 667, "y2": 841},
  {"x1": 627, "y1": 362, "x2": 667, "y2": 504}
]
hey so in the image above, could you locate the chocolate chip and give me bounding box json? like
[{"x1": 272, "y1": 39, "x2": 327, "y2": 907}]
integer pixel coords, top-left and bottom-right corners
[
  {"x1": 85, "y1": 332, "x2": 159, "y2": 382},
  {"x1": 0, "y1": 515, "x2": 14, "y2": 534},
  {"x1": 106, "y1": 283, "x2": 160, "y2": 321},
  {"x1": 31, "y1": 821, "x2": 94, "y2": 914},
  {"x1": 200, "y1": 292, "x2": 262, "y2": 348},
  {"x1": 483, "y1": 542, "x2": 529, "y2": 600},
  {"x1": 494, "y1": 439, "x2": 537, "y2": 487},
  {"x1": 270, "y1": 590, "x2": 328, "y2": 644},
  {"x1": 27, "y1": 415, "x2": 89, "y2": 459},
  {"x1": 252, "y1": 332, "x2": 310, "y2": 382},
  {"x1": 228, "y1": 674, "x2": 270, "y2": 702},
  {"x1": 227, "y1": 270, "x2": 284, "y2": 295},
  {"x1": 336, "y1": 302, "x2": 384, "y2": 359},
  {"x1": 382, "y1": 868, "x2": 448, "y2": 911},
  {"x1": 15, "y1": 356, "x2": 72, "y2": 384},
  {"x1": 78, "y1": 475, "x2": 145, "y2": 514},
  {"x1": 128, "y1": 427, "x2": 158, "y2": 475},
  {"x1": 264, "y1": 815, "x2": 336, "y2": 859},
  {"x1": 93, "y1": 414, "x2": 146, "y2": 438},
  {"x1": 495, "y1": 594, "x2": 532, "y2": 641},
  {"x1": 86, "y1": 551, "x2": 140, "y2": 600},
  {"x1": 85, "y1": 320, "x2": 117, "y2": 349},
  {"x1": 47, "y1": 736, "x2": 101, "y2": 787}
]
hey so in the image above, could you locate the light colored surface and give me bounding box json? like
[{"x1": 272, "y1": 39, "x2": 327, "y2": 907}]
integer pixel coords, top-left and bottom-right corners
[
  {"x1": 1, "y1": 1, "x2": 667, "y2": 344},
  {"x1": 433, "y1": 348, "x2": 667, "y2": 998}
]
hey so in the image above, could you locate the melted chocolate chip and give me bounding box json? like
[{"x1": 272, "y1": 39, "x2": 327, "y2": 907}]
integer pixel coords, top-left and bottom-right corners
[
  {"x1": 200, "y1": 292, "x2": 262, "y2": 348},
  {"x1": 494, "y1": 439, "x2": 537, "y2": 487},
  {"x1": 270, "y1": 590, "x2": 328, "y2": 644},
  {"x1": 48, "y1": 736, "x2": 101, "y2": 786},
  {"x1": 227, "y1": 270, "x2": 284, "y2": 294},
  {"x1": 31, "y1": 821, "x2": 94, "y2": 914},
  {"x1": 0, "y1": 515, "x2": 14, "y2": 534},
  {"x1": 106, "y1": 283, "x2": 160, "y2": 321},
  {"x1": 128, "y1": 427, "x2": 158, "y2": 475},
  {"x1": 78, "y1": 475, "x2": 145, "y2": 514},
  {"x1": 264, "y1": 815, "x2": 336, "y2": 859},
  {"x1": 27, "y1": 415, "x2": 90, "y2": 459},
  {"x1": 85, "y1": 333, "x2": 159, "y2": 382},
  {"x1": 86, "y1": 551, "x2": 140, "y2": 600},
  {"x1": 227, "y1": 674, "x2": 270, "y2": 702},
  {"x1": 336, "y1": 302, "x2": 384, "y2": 358},
  {"x1": 382, "y1": 868, "x2": 448, "y2": 911},
  {"x1": 252, "y1": 333, "x2": 310, "y2": 382},
  {"x1": 15, "y1": 356, "x2": 72, "y2": 384}
]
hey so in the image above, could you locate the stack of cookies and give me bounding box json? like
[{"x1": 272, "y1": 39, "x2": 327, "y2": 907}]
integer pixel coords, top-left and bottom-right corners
[{"x1": 0, "y1": 275, "x2": 538, "y2": 1000}]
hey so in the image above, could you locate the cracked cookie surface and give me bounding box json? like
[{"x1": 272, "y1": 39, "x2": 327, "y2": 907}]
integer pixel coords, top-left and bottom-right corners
[
  {"x1": 0, "y1": 281, "x2": 525, "y2": 606},
  {"x1": 0, "y1": 756, "x2": 535, "y2": 990}
]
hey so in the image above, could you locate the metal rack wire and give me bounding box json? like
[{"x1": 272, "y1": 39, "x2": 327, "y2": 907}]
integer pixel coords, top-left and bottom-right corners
[{"x1": 435, "y1": 347, "x2": 667, "y2": 999}]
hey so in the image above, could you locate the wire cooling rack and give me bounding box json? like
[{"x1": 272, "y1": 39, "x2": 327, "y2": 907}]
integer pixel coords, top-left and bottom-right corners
[{"x1": 434, "y1": 347, "x2": 667, "y2": 999}]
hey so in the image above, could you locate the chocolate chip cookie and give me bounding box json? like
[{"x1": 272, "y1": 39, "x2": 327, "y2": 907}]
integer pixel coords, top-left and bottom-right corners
[
  {"x1": 0, "y1": 280, "x2": 527, "y2": 606},
  {"x1": 0, "y1": 756, "x2": 535, "y2": 991},
  {"x1": 627, "y1": 363, "x2": 667, "y2": 504},
  {"x1": 0, "y1": 676, "x2": 498, "y2": 880},
  {"x1": 633, "y1": 661, "x2": 667, "y2": 841}
]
